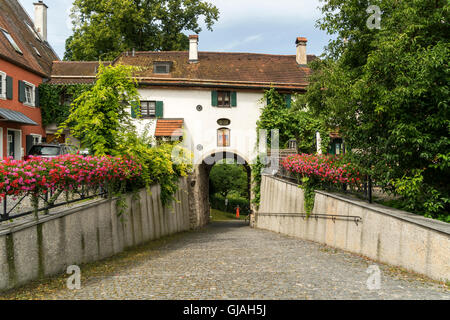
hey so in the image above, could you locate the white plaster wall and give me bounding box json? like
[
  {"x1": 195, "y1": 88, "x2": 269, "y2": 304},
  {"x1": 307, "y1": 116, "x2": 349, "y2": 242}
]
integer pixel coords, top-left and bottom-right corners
[
  {"x1": 256, "y1": 175, "x2": 450, "y2": 282},
  {"x1": 132, "y1": 88, "x2": 264, "y2": 164}
]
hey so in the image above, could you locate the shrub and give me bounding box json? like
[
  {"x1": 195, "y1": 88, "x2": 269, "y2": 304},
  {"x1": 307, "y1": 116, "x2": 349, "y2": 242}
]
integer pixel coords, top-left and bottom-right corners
[{"x1": 210, "y1": 194, "x2": 250, "y2": 214}]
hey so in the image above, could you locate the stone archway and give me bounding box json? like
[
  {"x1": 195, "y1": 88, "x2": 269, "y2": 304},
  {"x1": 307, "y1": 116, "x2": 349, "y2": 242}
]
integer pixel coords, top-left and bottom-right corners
[{"x1": 187, "y1": 151, "x2": 252, "y2": 229}]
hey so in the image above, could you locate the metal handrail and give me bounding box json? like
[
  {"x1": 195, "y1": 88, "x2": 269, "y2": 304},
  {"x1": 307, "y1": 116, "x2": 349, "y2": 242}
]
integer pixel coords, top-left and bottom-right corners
[{"x1": 257, "y1": 212, "x2": 362, "y2": 225}]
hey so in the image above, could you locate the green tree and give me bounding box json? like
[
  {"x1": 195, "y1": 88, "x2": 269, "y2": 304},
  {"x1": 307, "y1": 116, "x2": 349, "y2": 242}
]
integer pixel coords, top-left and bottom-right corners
[
  {"x1": 64, "y1": 0, "x2": 219, "y2": 61},
  {"x1": 209, "y1": 161, "x2": 248, "y2": 199},
  {"x1": 58, "y1": 63, "x2": 140, "y2": 155},
  {"x1": 257, "y1": 88, "x2": 329, "y2": 152},
  {"x1": 305, "y1": 0, "x2": 449, "y2": 219}
]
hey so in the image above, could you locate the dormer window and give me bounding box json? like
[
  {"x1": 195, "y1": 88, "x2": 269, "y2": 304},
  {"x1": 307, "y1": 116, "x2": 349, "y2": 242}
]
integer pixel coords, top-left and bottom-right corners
[
  {"x1": 1, "y1": 28, "x2": 22, "y2": 54},
  {"x1": 154, "y1": 62, "x2": 171, "y2": 74}
]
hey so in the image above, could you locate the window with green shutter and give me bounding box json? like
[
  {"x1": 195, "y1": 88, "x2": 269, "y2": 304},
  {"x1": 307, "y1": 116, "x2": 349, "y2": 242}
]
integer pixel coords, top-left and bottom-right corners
[
  {"x1": 6, "y1": 75, "x2": 13, "y2": 100},
  {"x1": 211, "y1": 91, "x2": 218, "y2": 106},
  {"x1": 35, "y1": 86, "x2": 40, "y2": 107},
  {"x1": 285, "y1": 94, "x2": 291, "y2": 108},
  {"x1": 231, "y1": 91, "x2": 237, "y2": 107},
  {"x1": 130, "y1": 101, "x2": 139, "y2": 118},
  {"x1": 155, "y1": 101, "x2": 164, "y2": 118},
  {"x1": 18, "y1": 80, "x2": 25, "y2": 103}
]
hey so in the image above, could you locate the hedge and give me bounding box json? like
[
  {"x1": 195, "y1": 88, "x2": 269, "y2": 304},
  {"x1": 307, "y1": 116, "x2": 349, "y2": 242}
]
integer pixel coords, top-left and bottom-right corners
[{"x1": 210, "y1": 193, "x2": 250, "y2": 214}]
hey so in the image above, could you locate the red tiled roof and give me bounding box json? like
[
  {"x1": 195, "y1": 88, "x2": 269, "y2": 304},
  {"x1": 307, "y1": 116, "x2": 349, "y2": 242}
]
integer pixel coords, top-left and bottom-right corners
[
  {"x1": 0, "y1": 0, "x2": 59, "y2": 76},
  {"x1": 49, "y1": 61, "x2": 111, "y2": 84},
  {"x1": 115, "y1": 51, "x2": 315, "y2": 89},
  {"x1": 50, "y1": 51, "x2": 317, "y2": 89},
  {"x1": 155, "y1": 119, "x2": 184, "y2": 137}
]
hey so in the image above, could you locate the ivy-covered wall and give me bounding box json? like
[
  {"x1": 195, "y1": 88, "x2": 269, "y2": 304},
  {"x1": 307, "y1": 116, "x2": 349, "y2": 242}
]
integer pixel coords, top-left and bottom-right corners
[{"x1": 38, "y1": 84, "x2": 92, "y2": 127}]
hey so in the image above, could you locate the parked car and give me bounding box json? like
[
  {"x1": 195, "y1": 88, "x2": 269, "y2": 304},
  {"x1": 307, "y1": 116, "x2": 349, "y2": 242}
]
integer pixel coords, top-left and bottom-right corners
[{"x1": 25, "y1": 144, "x2": 78, "y2": 159}]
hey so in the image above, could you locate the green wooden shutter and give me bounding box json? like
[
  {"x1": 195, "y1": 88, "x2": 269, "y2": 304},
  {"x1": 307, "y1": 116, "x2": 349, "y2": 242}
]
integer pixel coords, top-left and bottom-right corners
[
  {"x1": 155, "y1": 101, "x2": 164, "y2": 118},
  {"x1": 18, "y1": 80, "x2": 25, "y2": 102},
  {"x1": 231, "y1": 91, "x2": 237, "y2": 107},
  {"x1": 130, "y1": 101, "x2": 139, "y2": 118},
  {"x1": 6, "y1": 76, "x2": 13, "y2": 100},
  {"x1": 211, "y1": 91, "x2": 218, "y2": 106},
  {"x1": 285, "y1": 94, "x2": 291, "y2": 108},
  {"x1": 35, "y1": 86, "x2": 40, "y2": 107}
]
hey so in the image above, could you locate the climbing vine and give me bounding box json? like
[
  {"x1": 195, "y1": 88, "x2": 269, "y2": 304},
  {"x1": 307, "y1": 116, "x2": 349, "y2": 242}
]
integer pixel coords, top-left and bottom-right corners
[
  {"x1": 252, "y1": 88, "x2": 331, "y2": 208},
  {"x1": 38, "y1": 83, "x2": 92, "y2": 127},
  {"x1": 250, "y1": 154, "x2": 265, "y2": 209}
]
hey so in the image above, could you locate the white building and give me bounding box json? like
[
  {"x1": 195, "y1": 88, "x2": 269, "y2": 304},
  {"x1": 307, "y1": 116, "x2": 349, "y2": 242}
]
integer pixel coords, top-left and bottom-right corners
[
  {"x1": 50, "y1": 35, "x2": 315, "y2": 226},
  {"x1": 50, "y1": 36, "x2": 314, "y2": 165}
]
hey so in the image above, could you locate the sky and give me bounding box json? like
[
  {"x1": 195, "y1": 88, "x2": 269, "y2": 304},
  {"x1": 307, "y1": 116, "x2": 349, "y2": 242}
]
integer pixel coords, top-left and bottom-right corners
[{"x1": 19, "y1": 0, "x2": 333, "y2": 60}]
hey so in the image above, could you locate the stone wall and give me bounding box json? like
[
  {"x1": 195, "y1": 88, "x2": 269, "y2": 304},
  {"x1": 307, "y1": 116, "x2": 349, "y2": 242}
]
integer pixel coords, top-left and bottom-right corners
[
  {"x1": 0, "y1": 178, "x2": 191, "y2": 291},
  {"x1": 256, "y1": 175, "x2": 450, "y2": 282}
]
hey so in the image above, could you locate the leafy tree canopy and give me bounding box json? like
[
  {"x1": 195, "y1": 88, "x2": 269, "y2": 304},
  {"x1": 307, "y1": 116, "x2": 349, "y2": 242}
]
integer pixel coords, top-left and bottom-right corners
[
  {"x1": 257, "y1": 88, "x2": 330, "y2": 153},
  {"x1": 209, "y1": 160, "x2": 248, "y2": 199},
  {"x1": 58, "y1": 63, "x2": 140, "y2": 155},
  {"x1": 64, "y1": 0, "x2": 219, "y2": 61},
  {"x1": 305, "y1": 0, "x2": 449, "y2": 219}
]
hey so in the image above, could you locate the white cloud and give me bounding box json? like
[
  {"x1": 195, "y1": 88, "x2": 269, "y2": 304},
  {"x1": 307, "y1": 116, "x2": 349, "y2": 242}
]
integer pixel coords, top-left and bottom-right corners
[
  {"x1": 220, "y1": 34, "x2": 263, "y2": 51},
  {"x1": 209, "y1": 0, "x2": 323, "y2": 26}
]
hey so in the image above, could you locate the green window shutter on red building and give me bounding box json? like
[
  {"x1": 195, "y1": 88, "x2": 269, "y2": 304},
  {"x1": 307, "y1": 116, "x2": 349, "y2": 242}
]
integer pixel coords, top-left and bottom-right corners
[
  {"x1": 6, "y1": 76, "x2": 13, "y2": 100},
  {"x1": 35, "y1": 86, "x2": 40, "y2": 107},
  {"x1": 18, "y1": 80, "x2": 25, "y2": 102},
  {"x1": 231, "y1": 91, "x2": 237, "y2": 107},
  {"x1": 156, "y1": 101, "x2": 164, "y2": 118},
  {"x1": 211, "y1": 91, "x2": 218, "y2": 106}
]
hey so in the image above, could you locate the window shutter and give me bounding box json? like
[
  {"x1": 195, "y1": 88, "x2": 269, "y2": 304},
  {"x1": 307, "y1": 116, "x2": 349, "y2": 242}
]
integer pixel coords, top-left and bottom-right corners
[
  {"x1": 211, "y1": 91, "x2": 218, "y2": 106},
  {"x1": 231, "y1": 91, "x2": 237, "y2": 107},
  {"x1": 18, "y1": 80, "x2": 25, "y2": 102},
  {"x1": 35, "y1": 86, "x2": 40, "y2": 107},
  {"x1": 285, "y1": 94, "x2": 291, "y2": 108},
  {"x1": 155, "y1": 101, "x2": 164, "y2": 118},
  {"x1": 6, "y1": 76, "x2": 13, "y2": 100},
  {"x1": 130, "y1": 101, "x2": 139, "y2": 118},
  {"x1": 26, "y1": 135, "x2": 34, "y2": 155}
]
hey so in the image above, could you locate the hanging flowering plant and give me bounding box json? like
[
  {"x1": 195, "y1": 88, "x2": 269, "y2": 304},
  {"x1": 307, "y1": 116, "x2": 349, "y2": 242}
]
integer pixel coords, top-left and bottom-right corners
[
  {"x1": 0, "y1": 154, "x2": 142, "y2": 201},
  {"x1": 282, "y1": 153, "x2": 363, "y2": 187},
  {"x1": 281, "y1": 154, "x2": 363, "y2": 216}
]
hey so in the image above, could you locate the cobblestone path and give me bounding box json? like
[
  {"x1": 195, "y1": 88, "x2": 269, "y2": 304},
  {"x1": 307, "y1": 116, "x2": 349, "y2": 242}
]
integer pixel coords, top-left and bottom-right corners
[{"x1": 48, "y1": 221, "x2": 448, "y2": 300}]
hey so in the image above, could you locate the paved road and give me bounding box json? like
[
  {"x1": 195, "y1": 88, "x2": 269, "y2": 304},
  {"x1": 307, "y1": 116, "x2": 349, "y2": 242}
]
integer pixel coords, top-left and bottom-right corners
[{"x1": 48, "y1": 221, "x2": 448, "y2": 300}]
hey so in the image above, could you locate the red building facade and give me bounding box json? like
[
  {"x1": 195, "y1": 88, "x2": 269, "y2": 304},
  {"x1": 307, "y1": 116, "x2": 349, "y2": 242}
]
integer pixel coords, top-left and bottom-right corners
[{"x1": 0, "y1": 0, "x2": 58, "y2": 159}]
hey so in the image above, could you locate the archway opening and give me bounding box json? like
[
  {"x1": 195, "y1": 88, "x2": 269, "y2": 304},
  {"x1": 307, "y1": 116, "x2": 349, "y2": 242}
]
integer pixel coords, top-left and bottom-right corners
[{"x1": 201, "y1": 152, "x2": 251, "y2": 223}]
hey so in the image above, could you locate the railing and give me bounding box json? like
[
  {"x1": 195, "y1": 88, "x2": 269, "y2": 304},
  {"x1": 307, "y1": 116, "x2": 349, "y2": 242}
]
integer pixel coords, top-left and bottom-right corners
[
  {"x1": 257, "y1": 212, "x2": 363, "y2": 225},
  {"x1": 265, "y1": 154, "x2": 374, "y2": 203},
  {"x1": 0, "y1": 186, "x2": 107, "y2": 223}
]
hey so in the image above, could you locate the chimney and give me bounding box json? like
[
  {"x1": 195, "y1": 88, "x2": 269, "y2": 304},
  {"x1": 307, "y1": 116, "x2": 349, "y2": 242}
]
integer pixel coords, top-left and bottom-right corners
[
  {"x1": 189, "y1": 35, "x2": 199, "y2": 63},
  {"x1": 33, "y1": 1, "x2": 48, "y2": 41},
  {"x1": 295, "y1": 37, "x2": 307, "y2": 65}
]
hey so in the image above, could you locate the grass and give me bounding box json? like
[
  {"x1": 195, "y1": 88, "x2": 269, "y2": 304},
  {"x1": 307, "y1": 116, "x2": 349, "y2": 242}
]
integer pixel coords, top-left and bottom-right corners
[{"x1": 210, "y1": 208, "x2": 247, "y2": 221}]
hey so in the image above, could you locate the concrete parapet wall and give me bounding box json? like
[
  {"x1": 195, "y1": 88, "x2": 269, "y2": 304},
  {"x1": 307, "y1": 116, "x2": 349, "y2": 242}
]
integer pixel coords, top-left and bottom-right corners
[
  {"x1": 0, "y1": 178, "x2": 191, "y2": 291},
  {"x1": 256, "y1": 175, "x2": 450, "y2": 282}
]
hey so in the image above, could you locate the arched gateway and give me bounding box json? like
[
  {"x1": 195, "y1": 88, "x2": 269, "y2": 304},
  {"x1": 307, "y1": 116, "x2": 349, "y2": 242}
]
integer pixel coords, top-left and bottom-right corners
[{"x1": 187, "y1": 151, "x2": 252, "y2": 229}]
